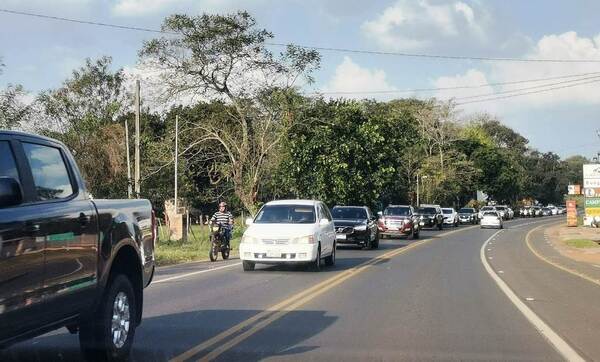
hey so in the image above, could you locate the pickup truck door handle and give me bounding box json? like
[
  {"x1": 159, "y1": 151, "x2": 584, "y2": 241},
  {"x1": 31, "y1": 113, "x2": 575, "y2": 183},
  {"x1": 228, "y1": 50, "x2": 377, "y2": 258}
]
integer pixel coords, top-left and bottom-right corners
[
  {"x1": 23, "y1": 223, "x2": 40, "y2": 233},
  {"x1": 78, "y1": 213, "x2": 90, "y2": 226}
]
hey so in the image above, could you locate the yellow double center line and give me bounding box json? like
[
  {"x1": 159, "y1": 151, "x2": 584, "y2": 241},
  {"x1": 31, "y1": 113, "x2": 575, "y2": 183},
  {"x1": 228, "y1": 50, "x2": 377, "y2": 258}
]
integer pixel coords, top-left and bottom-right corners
[{"x1": 170, "y1": 226, "x2": 475, "y2": 362}]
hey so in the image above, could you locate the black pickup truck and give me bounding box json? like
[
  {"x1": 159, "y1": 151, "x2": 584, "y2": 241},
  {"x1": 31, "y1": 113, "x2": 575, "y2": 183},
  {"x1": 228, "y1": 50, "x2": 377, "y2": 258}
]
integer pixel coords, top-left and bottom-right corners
[{"x1": 0, "y1": 131, "x2": 156, "y2": 360}]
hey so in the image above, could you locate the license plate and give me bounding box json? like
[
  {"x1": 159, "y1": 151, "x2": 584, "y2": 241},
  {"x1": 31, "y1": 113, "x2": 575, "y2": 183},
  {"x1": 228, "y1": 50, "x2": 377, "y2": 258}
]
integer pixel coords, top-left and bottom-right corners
[
  {"x1": 336, "y1": 234, "x2": 347, "y2": 240},
  {"x1": 266, "y1": 251, "x2": 280, "y2": 258}
]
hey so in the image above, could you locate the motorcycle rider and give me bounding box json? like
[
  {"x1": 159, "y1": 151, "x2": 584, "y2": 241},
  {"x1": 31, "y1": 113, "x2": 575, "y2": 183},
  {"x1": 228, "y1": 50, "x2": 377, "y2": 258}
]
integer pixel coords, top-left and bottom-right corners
[{"x1": 210, "y1": 201, "x2": 234, "y2": 246}]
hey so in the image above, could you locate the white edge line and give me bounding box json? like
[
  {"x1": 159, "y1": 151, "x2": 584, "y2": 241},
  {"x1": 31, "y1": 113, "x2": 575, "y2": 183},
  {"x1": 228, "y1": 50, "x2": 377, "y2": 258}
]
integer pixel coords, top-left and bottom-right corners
[
  {"x1": 480, "y1": 231, "x2": 585, "y2": 362},
  {"x1": 153, "y1": 262, "x2": 242, "y2": 284}
]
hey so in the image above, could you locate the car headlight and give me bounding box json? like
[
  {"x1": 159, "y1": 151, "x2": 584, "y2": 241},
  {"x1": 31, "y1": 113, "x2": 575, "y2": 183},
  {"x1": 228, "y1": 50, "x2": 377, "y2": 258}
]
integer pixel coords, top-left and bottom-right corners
[
  {"x1": 354, "y1": 224, "x2": 367, "y2": 231},
  {"x1": 291, "y1": 235, "x2": 315, "y2": 244},
  {"x1": 241, "y1": 235, "x2": 258, "y2": 244}
]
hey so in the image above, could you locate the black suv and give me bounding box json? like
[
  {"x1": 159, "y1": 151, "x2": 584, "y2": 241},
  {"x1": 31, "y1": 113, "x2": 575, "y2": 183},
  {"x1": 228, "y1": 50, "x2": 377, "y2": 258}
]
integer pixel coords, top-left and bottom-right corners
[
  {"x1": 415, "y1": 204, "x2": 444, "y2": 230},
  {"x1": 332, "y1": 206, "x2": 379, "y2": 249},
  {"x1": 458, "y1": 207, "x2": 478, "y2": 224}
]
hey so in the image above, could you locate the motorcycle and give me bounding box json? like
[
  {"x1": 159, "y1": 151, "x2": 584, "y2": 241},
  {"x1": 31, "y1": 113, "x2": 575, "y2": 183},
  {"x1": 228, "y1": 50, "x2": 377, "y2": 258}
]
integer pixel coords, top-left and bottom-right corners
[{"x1": 209, "y1": 222, "x2": 231, "y2": 262}]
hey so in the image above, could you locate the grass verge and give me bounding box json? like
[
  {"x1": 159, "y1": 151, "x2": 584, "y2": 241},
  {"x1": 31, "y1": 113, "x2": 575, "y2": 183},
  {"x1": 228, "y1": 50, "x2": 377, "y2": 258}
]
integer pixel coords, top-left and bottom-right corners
[
  {"x1": 155, "y1": 221, "x2": 246, "y2": 266},
  {"x1": 565, "y1": 239, "x2": 600, "y2": 249}
]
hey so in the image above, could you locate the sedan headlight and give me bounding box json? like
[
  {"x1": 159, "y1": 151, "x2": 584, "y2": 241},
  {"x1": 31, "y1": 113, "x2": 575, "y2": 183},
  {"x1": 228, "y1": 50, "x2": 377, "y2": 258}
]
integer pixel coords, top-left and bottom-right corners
[
  {"x1": 241, "y1": 235, "x2": 258, "y2": 244},
  {"x1": 354, "y1": 224, "x2": 367, "y2": 231},
  {"x1": 291, "y1": 235, "x2": 315, "y2": 244}
]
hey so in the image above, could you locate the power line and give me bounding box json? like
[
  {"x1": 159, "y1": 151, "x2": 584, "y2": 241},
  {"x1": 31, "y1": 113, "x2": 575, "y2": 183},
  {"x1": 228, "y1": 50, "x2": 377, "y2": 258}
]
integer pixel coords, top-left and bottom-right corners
[
  {"x1": 454, "y1": 74, "x2": 600, "y2": 101},
  {"x1": 311, "y1": 71, "x2": 600, "y2": 95},
  {"x1": 3, "y1": 8, "x2": 600, "y2": 64},
  {"x1": 455, "y1": 78, "x2": 600, "y2": 105}
]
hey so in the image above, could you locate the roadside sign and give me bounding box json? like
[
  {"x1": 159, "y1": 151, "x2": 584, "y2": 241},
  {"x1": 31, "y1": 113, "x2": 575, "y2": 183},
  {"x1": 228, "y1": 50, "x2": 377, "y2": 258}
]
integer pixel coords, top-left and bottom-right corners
[
  {"x1": 583, "y1": 164, "x2": 600, "y2": 218},
  {"x1": 584, "y1": 187, "x2": 600, "y2": 197},
  {"x1": 568, "y1": 184, "x2": 581, "y2": 195},
  {"x1": 566, "y1": 200, "x2": 577, "y2": 227}
]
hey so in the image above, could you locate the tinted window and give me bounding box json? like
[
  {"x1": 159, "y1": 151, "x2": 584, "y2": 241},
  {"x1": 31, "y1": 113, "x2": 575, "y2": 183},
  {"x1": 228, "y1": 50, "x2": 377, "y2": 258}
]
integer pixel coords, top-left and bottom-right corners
[
  {"x1": 385, "y1": 207, "x2": 411, "y2": 216},
  {"x1": 417, "y1": 207, "x2": 437, "y2": 215},
  {"x1": 254, "y1": 204, "x2": 316, "y2": 224},
  {"x1": 483, "y1": 211, "x2": 498, "y2": 216},
  {"x1": 332, "y1": 207, "x2": 367, "y2": 220},
  {"x1": 0, "y1": 141, "x2": 19, "y2": 181},
  {"x1": 23, "y1": 143, "x2": 74, "y2": 200},
  {"x1": 459, "y1": 208, "x2": 473, "y2": 213},
  {"x1": 481, "y1": 206, "x2": 494, "y2": 211},
  {"x1": 442, "y1": 209, "x2": 453, "y2": 214},
  {"x1": 495, "y1": 206, "x2": 506, "y2": 211}
]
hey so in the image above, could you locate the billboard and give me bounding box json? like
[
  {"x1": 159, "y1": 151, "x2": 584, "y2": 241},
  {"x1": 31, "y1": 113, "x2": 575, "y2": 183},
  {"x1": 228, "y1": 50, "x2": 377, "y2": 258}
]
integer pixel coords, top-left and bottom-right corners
[
  {"x1": 583, "y1": 164, "x2": 600, "y2": 218},
  {"x1": 566, "y1": 200, "x2": 578, "y2": 227}
]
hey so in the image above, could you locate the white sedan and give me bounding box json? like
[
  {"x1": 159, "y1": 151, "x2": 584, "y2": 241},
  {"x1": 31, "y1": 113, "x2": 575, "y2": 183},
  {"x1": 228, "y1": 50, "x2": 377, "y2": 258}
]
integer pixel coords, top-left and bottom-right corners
[
  {"x1": 239, "y1": 200, "x2": 336, "y2": 271},
  {"x1": 442, "y1": 208, "x2": 459, "y2": 227},
  {"x1": 480, "y1": 211, "x2": 503, "y2": 229}
]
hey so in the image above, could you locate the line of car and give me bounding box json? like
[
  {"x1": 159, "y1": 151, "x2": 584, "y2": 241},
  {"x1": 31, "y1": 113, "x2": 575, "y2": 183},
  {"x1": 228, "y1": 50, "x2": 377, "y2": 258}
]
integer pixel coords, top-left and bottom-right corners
[
  {"x1": 519, "y1": 204, "x2": 566, "y2": 217},
  {"x1": 239, "y1": 200, "x2": 511, "y2": 272}
]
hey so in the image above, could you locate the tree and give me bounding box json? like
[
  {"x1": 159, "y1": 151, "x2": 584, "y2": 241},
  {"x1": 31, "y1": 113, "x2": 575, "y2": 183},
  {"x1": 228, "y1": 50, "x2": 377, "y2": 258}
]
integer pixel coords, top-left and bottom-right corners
[
  {"x1": 0, "y1": 84, "x2": 31, "y2": 129},
  {"x1": 36, "y1": 56, "x2": 129, "y2": 198},
  {"x1": 139, "y1": 11, "x2": 320, "y2": 214}
]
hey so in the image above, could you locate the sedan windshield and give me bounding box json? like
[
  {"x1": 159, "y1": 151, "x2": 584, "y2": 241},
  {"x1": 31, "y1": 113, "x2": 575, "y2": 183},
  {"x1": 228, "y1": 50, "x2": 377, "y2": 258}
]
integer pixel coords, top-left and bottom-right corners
[
  {"x1": 332, "y1": 207, "x2": 367, "y2": 220},
  {"x1": 442, "y1": 209, "x2": 453, "y2": 214},
  {"x1": 481, "y1": 206, "x2": 494, "y2": 211},
  {"x1": 384, "y1": 207, "x2": 411, "y2": 216},
  {"x1": 459, "y1": 208, "x2": 474, "y2": 213},
  {"x1": 417, "y1": 207, "x2": 437, "y2": 215},
  {"x1": 254, "y1": 205, "x2": 316, "y2": 224}
]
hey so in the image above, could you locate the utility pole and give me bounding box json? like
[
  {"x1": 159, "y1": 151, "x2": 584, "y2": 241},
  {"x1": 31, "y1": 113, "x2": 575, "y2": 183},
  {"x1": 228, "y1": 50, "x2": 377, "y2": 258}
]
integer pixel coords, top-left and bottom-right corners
[
  {"x1": 416, "y1": 174, "x2": 420, "y2": 206},
  {"x1": 134, "y1": 80, "x2": 141, "y2": 198},
  {"x1": 174, "y1": 115, "x2": 179, "y2": 211},
  {"x1": 125, "y1": 119, "x2": 132, "y2": 199}
]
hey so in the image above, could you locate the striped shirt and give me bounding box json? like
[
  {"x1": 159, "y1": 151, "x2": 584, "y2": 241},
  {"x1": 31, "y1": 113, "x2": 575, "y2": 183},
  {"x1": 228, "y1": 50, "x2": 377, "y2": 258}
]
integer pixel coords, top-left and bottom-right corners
[{"x1": 210, "y1": 211, "x2": 233, "y2": 226}]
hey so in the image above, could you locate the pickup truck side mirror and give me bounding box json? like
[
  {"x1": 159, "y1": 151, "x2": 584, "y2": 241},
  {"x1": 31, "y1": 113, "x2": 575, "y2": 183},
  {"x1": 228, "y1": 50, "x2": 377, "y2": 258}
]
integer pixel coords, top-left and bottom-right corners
[{"x1": 0, "y1": 177, "x2": 23, "y2": 208}]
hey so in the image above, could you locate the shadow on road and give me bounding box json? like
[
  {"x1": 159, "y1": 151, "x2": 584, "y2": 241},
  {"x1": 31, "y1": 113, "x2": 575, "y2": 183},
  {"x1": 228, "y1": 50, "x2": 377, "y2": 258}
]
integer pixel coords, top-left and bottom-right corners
[{"x1": 1, "y1": 309, "x2": 338, "y2": 362}]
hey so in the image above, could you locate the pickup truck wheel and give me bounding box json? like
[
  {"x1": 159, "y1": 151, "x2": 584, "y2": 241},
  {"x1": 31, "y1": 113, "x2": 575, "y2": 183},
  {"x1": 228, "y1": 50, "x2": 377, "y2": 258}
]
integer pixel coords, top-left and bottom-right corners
[
  {"x1": 79, "y1": 274, "x2": 137, "y2": 362},
  {"x1": 242, "y1": 260, "x2": 255, "y2": 271}
]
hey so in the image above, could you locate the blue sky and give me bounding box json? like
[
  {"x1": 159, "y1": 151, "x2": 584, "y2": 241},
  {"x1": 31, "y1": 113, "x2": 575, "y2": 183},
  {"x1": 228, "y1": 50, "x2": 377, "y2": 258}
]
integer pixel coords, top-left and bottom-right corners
[{"x1": 1, "y1": 0, "x2": 600, "y2": 159}]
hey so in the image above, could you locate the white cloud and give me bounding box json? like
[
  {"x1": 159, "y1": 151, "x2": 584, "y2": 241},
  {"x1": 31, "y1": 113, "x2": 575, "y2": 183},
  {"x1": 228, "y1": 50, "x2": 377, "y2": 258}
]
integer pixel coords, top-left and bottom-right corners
[
  {"x1": 434, "y1": 31, "x2": 600, "y2": 115},
  {"x1": 320, "y1": 57, "x2": 397, "y2": 100},
  {"x1": 362, "y1": 0, "x2": 488, "y2": 51},
  {"x1": 112, "y1": 0, "x2": 184, "y2": 16}
]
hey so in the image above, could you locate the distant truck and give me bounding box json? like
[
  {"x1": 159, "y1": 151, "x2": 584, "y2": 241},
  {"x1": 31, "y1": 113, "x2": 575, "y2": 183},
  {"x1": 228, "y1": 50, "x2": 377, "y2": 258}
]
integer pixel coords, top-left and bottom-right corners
[{"x1": 0, "y1": 131, "x2": 156, "y2": 360}]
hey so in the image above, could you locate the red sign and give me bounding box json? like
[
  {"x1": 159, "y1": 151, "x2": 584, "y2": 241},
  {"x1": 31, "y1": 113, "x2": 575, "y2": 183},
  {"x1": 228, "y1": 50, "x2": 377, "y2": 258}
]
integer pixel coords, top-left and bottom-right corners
[{"x1": 566, "y1": 200, "x2": 577, "y2": 227}]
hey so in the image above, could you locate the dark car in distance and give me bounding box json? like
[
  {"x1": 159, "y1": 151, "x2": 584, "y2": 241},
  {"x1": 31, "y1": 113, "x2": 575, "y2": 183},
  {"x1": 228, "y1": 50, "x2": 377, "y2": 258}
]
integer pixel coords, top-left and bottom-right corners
[
  {"x1": 458, "y1": 207, "x2": 478, "y2": 224},
  {"x1": 0, "y1": 131, "x2": 156, "y2": 360},
  {"x1": 416, "y1": 205, "x2": 444, "y2": 230},
  {"x1": 332, "y1": 206, "x2": 379, "y2": 249},
  {"x1": 378, "y1": 205, "x2": 420, "y2": 239}
]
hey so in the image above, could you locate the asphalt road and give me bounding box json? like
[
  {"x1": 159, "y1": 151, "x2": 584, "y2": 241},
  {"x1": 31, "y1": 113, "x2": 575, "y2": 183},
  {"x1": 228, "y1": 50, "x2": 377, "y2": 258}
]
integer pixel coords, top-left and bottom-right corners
[{"x1": 4, "y1": 215, "x2": 596, "y2": 361}]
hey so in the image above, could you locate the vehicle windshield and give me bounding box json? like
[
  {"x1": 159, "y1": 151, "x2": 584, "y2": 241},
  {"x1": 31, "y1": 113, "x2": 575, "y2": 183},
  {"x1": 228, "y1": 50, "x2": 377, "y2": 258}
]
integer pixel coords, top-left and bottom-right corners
[
  {"x1": 495, "y1": 206, "x2": 506, "y2": 210},
  {"x1": 254, "y1": 205, "x2": 316, "y2": 224},
  {"x1": 332, "y1": 207, "x2": 367, "y2": 220},
  {"x1": 459, "y1": 208, "x2": 474, "y2": 213},
  {"x1": 418, "y1": 207, "x2": 437, "y2": 215},
  {"x1": 481, "y1": 206, "x2": 494, "y2": 211},
  {"x1": 483, "y1": 212, "x2": 498, "y2": 216},
  {"x1": 442, "y1": 209, "x2": 453, "y2": 214},
  {"x1": 384, "y1": 207, "x2": 411, "y2": 216}
]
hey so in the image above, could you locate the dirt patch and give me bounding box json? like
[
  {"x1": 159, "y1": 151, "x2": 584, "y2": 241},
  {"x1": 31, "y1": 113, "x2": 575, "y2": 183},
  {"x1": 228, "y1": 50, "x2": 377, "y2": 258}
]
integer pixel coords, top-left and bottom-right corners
[{"x1": 545, "y1": 224, "x2": 600, "y2": 265}]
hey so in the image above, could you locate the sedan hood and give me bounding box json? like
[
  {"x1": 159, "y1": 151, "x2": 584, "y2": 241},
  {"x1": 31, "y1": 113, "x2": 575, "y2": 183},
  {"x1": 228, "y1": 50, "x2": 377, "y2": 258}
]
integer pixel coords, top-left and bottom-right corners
[{"x1": 245, "y1": 223, "x2": 319, "y2": 239}]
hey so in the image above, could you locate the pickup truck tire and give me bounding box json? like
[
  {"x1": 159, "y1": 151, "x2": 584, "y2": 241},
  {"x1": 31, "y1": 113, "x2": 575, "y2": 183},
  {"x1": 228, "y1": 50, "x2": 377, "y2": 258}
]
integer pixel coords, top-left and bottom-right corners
[
  {"x1": 79, "y1": 274, "x2": 137, "y2": 362},
  {"x1": 242, "y1": 260, "x2": 255, "y2": 271}
]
